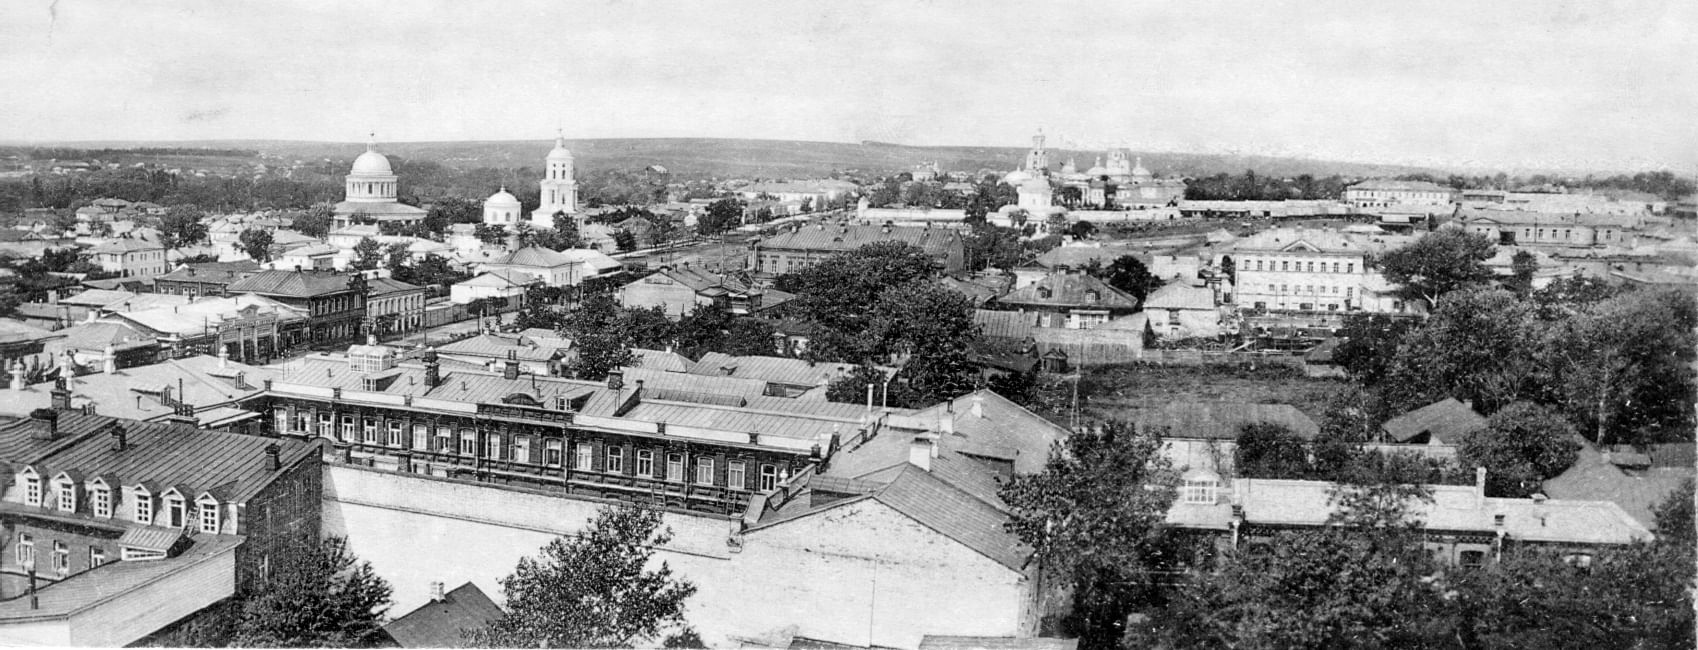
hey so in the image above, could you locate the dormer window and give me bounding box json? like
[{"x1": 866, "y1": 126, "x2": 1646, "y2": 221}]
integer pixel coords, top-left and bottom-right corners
[
  {"x1": 22, "y1": 469, "x2": 41, "y2": 506},
  {"x1": 91, "y1": 482, "x2": 112, "y2": 518},
  {"x1": 1037, "y1": 286, "x2": 1052, "y2": 299},
  {"x1": 55, "y1": 478, "x2": 76, "y2": 513},
  {"x1": 1085, "y1": 290, "x2": 1100, "y2": 303},
  {"x1": 1181, "y1": 468, "x2": 1221, "y2": 505},
  {"x1": 132, "y1": 486, "x2": 154, "y2": 525},
  {"x1": 164, "y1": 492, "x2": 187, "y2": 528},
  {"x1": 197, "y1": 495, "x2": 221, "y2": 534}
]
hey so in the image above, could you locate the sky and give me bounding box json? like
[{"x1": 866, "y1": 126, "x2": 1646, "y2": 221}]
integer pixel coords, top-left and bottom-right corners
[{"x1": 1, "y1": 0, "x2": 1694, "y2": 173}]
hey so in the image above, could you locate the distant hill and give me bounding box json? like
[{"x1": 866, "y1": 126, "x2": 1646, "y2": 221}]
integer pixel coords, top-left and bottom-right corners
[{"x1": 9, "y1": 137, "x2": 1452, "y2": 180}]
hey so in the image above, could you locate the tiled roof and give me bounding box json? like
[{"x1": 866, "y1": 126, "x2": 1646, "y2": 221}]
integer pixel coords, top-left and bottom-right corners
[
  {"x1": 384, "y1": 582, "x2": 504, "y2": 648},
  {"x1": 1381, "y1": 398, "x2": 1486, "y2": 444},
  {"x1": 1129, "y1": 401, "x2": 1320, "y2": 441},
  {"x1": 226, "y1": 270, "x2": 360, "y2": 297},
  {"x1": 997, "y1": 273, "x2": 1139, "y2": 310}
]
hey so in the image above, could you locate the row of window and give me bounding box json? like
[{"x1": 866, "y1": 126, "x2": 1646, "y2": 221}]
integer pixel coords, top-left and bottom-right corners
[
  {"x1": 21, "y1": 472, "x2": 221, "y2": 533},
  {"x1": 14, "y1": 534, "x2": 107, "y2": 576},
  {"x1": 283, "y1": 411, "x2": 784, "y2": 490},
  {"x1": 1241, "y1": 258, "x2": 1356, "y2": 274},
  {"x1": 310, "y1": 294, "x2": 362, "y2": 316},
  {"x1": 1262, "y1": 284, "x2": 1354, "y2": 298}
]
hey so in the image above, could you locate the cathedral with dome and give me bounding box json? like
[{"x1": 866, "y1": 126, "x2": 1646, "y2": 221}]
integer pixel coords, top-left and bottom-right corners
[
  {"x1": 530, "y1": 133, "x2": 579, "y2": 229},
  {"x1": 332, "y1": 137, "x2": 429, "y2": 229},
  {"x1": 998, "y1": 130, "x2": 1187, "y2": 212}
]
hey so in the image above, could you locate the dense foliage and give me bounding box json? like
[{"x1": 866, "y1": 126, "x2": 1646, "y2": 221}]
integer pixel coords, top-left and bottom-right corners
[{"x1": 231, "y1": 537, "x2": 393, "y2": 648}]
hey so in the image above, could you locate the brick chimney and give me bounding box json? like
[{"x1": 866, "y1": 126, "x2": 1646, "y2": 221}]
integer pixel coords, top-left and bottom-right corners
[
  {"x1": 49, "y1": 377, "x2": 71, "y2": 410},
  {"x1": 503, "y1": 350, "x2": 519, "y2": 380},
  {"x1": 607, "y1": 369, "x2": 624, "y2": 390},
  {"x1": 9, "y1": 361, "x2": 24, "y2": 392},
  {"x1": 28, "y1": 408, "x2": 58, "y2": 441},
  {"x1": 110, "y1": 424, "x2": 127, "y2": 451},
  {"x1": 429, "y1": 581, "x2": 446, "y2": 603},
  {"x1": 971, "y1": 393, "x2": 985, "y2": 418},
  {"x1": 422, "y1": 351, "x2": 441, "y2": 388},
  {"x1": 265, "y1": 443, "x2": 282, "y2": 472}
]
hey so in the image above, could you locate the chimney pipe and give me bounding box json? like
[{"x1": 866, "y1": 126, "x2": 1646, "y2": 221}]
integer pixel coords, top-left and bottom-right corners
[
  {"x1": 607, "y1": 369, "x2": 624, "y2": 390},
  {"x1": 265, "y1": 443, "x2": 282, "y2": 472},
  {"x1": 1475, "y1": 466, "x2": 1488, "y2": 509},
  {"x1": 908, "y1": 434, "x2": 935, "y2": 472},
  {"x1": 49, "y1": 378, "x2": 71, "y2": 410},
  {"x1": 971, "y1": 393, "x2": 984, "y2": 418},
  {"x1": 423, "y1": 351, "x2": 441, "y2": 387},
  {"x1": 111, "y1": 424, "x2": 127, "y2": 451},
  {"x1": 29, "y1": 409, "x2": 58, "y2": 441},
  {"x1": 103, "y1": 345, "x2": 117, "y2": 374},
  {"x1": 9, "y1": 361, "x2": 24, "y2": 392},
  {"x1": 430, "y1": 581, "x2": 446, "y2": 603}
]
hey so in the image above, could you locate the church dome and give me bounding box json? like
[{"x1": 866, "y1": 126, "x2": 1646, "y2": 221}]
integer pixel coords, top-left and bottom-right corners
[
  {"x1": 351, "y1": 143, "x2": 393, "y2": 176},
  {"x1": 486, "y1": 187, "x2": 520, "y2": 207},
  {"x1": 1002, "y1": 169, "x2": 1034, "y2": 185},
  {"x1": 547, "y1": 135, "x2": 574, "y2": 161},
  {"x1": 1131, "y1": 157, "x2": 1153, "y2": 179}
]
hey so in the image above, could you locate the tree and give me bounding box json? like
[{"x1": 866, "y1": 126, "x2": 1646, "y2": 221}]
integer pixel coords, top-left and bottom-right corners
[
  {"x1": 1331, "y1": 313, "x2": 1420, "y2": 387},
  {"x1": 551, "y1": 211, "x2": 581, "y2": 248},
  {"x1": 1382, "y1": 288, "x2": 1541, "y2": 414},
  {"x1": 352, "y1": 236, "x2": 385, "y2": 271},
  {"x1": 825, "y1": 365, "x2": 892, "y2": 406},
  {"x1": 403, "y1": 253, "x2": 468, "y2": 288},
  {"x1": 863, "y1": 281, "x2": 980, "y2": 405},
  {"x1": 1234, "y1": 422, "x2": 1313, "y2": 479},
  {"x1": 569, "y1": 330, "x2": 637, "y2": 382},
  {"x1": 697, "y1": 198, "x2": 742, "y2": 236},
  {"x1": 231, "y1": 537, "x2": 392, "y2": 648},
  {"x1": 293, "y1": 202, "x2": 335, "y2": 239},
  {"x1": 468, "y1": 503, "x2": 697, "y2": 648},
  {"x1": 1505, "y1": 249, "x2": 1538, "y2": 295},
  {"x1": 1378, "y1": 228, "x2": 1496, "y2": 308},
  {"x1": 383, "y1": 241, "x2": 410, "y2": 278},
  {"x1": 775, "y1": 241, "x2": 938, "y2": 340},
  {"x1": 1456, "y1": 401, "x2": 1580, "y2": 497},
  {"x1": 1543, "y1": 289, "x2": 1698, "y2": 446},
  {"x1": 723, "y1": 318, "x2": 779, "y2": 356},
  {"x1": 1098, "y1": 255, "x2": 1164, "y2": 304},
  {"x1": 1654, "y1": 478, "x2": 1693, "y2": 546},
  {"x1": 999, "y1": 421, "x2": 1180, "y2": 650},
  {"x1": 238, "y1": 228, "x2": 274, "y2": 262},
  {"x1": 158, "y1": 205, "x2": 208, "y2": 250},
  {"x1": 612, "y1": 228, "x2": 638, "y2": 252},
  {"x1": 473, "y1": 223, "x2": 507, "y2": 246}
]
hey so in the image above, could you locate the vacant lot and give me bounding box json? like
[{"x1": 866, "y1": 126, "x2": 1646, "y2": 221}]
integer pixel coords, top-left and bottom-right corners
[{"x1": 1078, "y1": 362, "x2": 1346, "y2": 423}]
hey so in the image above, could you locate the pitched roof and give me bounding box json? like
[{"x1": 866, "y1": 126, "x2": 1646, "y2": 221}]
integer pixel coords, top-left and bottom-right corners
[
  {"x1": 383, "y1": 582, "x2": 504, "y2": 648},
  {"x1": 630, "y1": 348, "x2": 691, "y2": 373},
  {"x1": 1381, "y1": 398, "x2": 1486, "y2": 444},
  {"x1": 0, "y1": 356, "x2": 282, "y2": 422},
  {"x1": 436, "y1": 333, "x2": 565, "y2": 363},
  {"x1": 1129, "y1": 401, "x2": 1320, "y2": 441},
  {"x1": 487, "y1": 245, "x2": 573, "y2": 268},
  {"x1": 1, "y1": 412, "x2": 317, "y2": 503},
  {"x1": 758, "y1": 223, "x2": 963, "y2": 258},
  {"x1": 1543, "y1": 443, "x2": 1693, "y2": 529},
  {"x1": 88, "y1": 235, "x2": 164, "y2": 254},
  {"x1": 226, "y1": 270, "x2": 359, "y2": 297},
  {"x1": 155, "y1": 260, "x2": 262, "y2": 283},
  {"x1": 688, "y1": 352, "x2": 861, "y2": 389},
  {"x1": 1349, "y1": 179, "x2": 1453, "y2": 192},
  {"x1": 997, "y1": 272, "x2": 1139, "y2": 310},
  {"x1": 367, "y1": 276, "x2": 424, "y2": 296},
  {"x1": 1143, "y1": 283, "x2": 1216, "y2": 311}
]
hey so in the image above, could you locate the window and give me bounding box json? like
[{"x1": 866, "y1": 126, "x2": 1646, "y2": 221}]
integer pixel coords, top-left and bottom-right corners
[
  {"x1": 544, "y1": 440, "x2": 564, "y2": 467},
  {"x1": 199, "y1": 499, "x2": 220, "y2": 534},
  {"x1": 1460, "y1": 550, "x2": 1486, "y2": 570},
  {"x1": 90, "y1": 547, "x2": 107, "y2": 569},
  {"x1": 275, "y1": 408, "x2": 289, "y2": 434},
  {"x1": 1182, "y1": 479, "x2": 1218, "y2": 504},
  {"x1": 164, "y1": 495, "x2": 186, "y2": 528},
  {"x1": 1281, "y1": 261, "x2": 1289, "y2": 271},
  {"x1": 387, "y1": 421, "x2": 403, "y2": 447},
  {"x1": 133, "y1": 489, "x2": 153, "y2": 525},
  {"x1": 362, "y1": 418, "x2": 378, "y2": 444},
  {"x1": 696, "y1": 457, "x2": 716, "y2": 485},
  {"x1": 606, "y1": 446, "x2": 624, "y2": 473},
  {"x1": 56, "y1": 481, "x2": 75, "y2": 513},
  {"x1": 512, "y1": 436, "x2": 531, "y2": 464},
  {"x1": 575, "y1": 443, "x2": 594, "y2": 471},
  {"x1": 437, "y1": 426, "x2": 453, "y2": 452},
  {"x1": 340, "y1": 416, "x2": 356, "y2": 440},
  {"x1": 52, "y1": 541, "x2": 68, "y2": 576},
  {"x1": 1332, "y1": 262, "x2": 1339, "y2": 273},
  {"x1": 411, "y1": 424, "x2": 428, "y2": 450},
  {"x1": 1306, "y1": 262, "x2": 1314, "y2": 272},
  {"x1": 1346, "y1": 263, "x2": 1354, "y2": 273},
  {"x1": 484, "y1": 435, "x2": 501, "y2": 460},
  {"x1": 1266, "y1": 284, "x2": 1275, "y2": 293},
  {"x1": 727, "y1": 461, "x2": 746, "y2": 490},
  {"x1": 458, "y1": 429, "x2": 476, "y2": 455},
  {"x1": 759, "y1": 464, "x2": 779, "y2": 491},
  {"x1": 1255, "y1": 260, "x2": 1263, "y2": 271},
  {"x1": 92, "y1": 485, "x2": 111, "y2": 518},
  {"x1": 15, "y1": 533, "x2": 32, "y2": 568},
  {"x1": 666, "y1": 454, "x2": 685, "y2": 482},
  {"x1": 24, "y1": 474, "x2": 41, "y2": 506},
  {"x1": 1280, "y1": 284, "x2": 1288, "y2": 293},
  {"x1": 318, "y1": 414, "x2": 334, "y2": 437}
]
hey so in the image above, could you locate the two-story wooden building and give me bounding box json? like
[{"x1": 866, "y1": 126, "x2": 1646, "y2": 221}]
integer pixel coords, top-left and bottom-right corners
[
  {"x1": 254, "y1": 346, "x2": 889, "y2": 515},
  {"x1": 225, "y1": 270, "x2": 367, "y2": 345},
  {"x1": 151, "y1": 260, "x2": 262, "y2": 298}
]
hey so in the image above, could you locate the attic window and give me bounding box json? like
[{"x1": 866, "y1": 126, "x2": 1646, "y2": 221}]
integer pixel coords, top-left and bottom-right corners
[
  {"x1": 1182, "y1": 478, "x2": 1218, "y2": 504},
  {"x1": 1085, "y1": 290, "x2": 1099, "y2": 303},
  {"x1": 1037, "y1": 287, "x2": 1052, "y2": 299}
]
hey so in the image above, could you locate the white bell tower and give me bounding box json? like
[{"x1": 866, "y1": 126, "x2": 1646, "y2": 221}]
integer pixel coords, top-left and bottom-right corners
[{"x1": 531, "y1": 131, "x2": 579, "y2": 229}]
